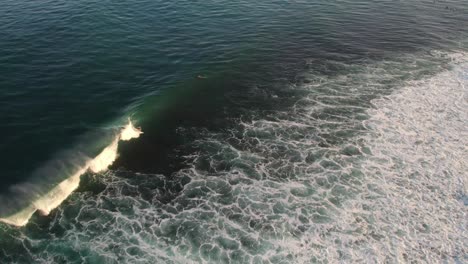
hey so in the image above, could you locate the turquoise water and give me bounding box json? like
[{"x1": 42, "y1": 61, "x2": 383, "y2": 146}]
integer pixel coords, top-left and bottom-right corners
[{"x1": 0, "y1": 0, "x2": 467, "y2": 263}]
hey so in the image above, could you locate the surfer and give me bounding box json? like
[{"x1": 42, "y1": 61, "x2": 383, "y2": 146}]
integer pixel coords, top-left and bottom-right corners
[{"x1": 197, "y1": 75, "x2": 207, "y2": 79}]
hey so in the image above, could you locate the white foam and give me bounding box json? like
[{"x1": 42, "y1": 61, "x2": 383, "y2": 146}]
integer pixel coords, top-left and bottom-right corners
[
  {"x1": 171, "y1": 52, "x2": 468, "y2": 262},
  {"x1": 350, "y1": 56, "x2": 468, "y2": 261},
  {"x1": 0, "y1": 120, "x2": 142, "y2": 227}
]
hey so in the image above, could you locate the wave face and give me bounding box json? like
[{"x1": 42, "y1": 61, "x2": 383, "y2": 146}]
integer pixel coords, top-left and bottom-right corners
[
  {"x1": 0, "y1": 120, "x2": 142, "y2": 227},
  {"x1": 0, "y1": 51, "x2": 465, "y2": 263}
]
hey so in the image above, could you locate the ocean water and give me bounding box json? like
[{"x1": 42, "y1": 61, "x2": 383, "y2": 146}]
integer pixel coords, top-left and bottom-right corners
[{"x1": 0, "y1": 0, "x2": 467, "y2": 263}]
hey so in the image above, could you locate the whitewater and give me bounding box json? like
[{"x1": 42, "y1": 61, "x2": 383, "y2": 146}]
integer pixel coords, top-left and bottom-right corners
[{"x1": 290, "y1": 52, "x2": 468, "y2": 262}]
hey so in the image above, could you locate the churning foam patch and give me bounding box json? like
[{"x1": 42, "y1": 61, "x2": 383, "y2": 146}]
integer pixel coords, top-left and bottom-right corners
[
  {"x1": 0, "y1": 120, "x2": 143, "y2": 227},
  {"x1": 291, "y1": 52, "x2": 468, "y2": 262},
  {"x1": 352, "y1": 54, "x2": 467, "y2": 261},
  {"x1": 170, "y1": 52, "x2": 468, "y2": 262}
]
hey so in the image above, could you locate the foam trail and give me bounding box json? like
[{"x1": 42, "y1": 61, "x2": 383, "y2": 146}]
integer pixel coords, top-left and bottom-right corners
[{"x1": 0, "y1": 120, "x2": 142, "y2": 227}]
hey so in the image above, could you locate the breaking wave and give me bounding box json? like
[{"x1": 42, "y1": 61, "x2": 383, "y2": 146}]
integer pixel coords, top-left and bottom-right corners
[{"x1": 0, "y1": 120, "x2": 142, "y2": 227}]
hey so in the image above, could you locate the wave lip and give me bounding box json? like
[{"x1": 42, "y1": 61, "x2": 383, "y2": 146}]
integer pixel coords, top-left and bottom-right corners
[{"x1": 0, "y1": 120, "x2": 142, "y2": 227}]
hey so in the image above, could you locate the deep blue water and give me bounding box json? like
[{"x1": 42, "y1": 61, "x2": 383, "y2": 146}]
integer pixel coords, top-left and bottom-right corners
[{"x1": 0, "y1": 0, "x2": 467, "y2": 263}]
